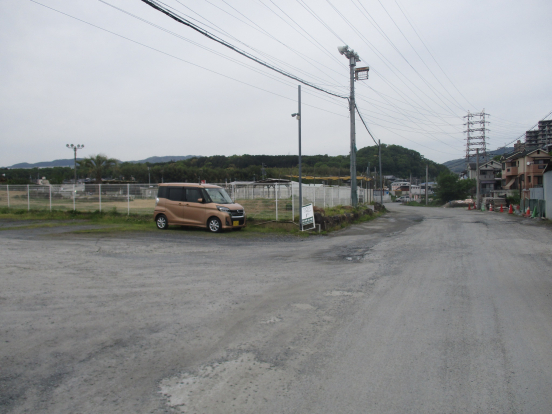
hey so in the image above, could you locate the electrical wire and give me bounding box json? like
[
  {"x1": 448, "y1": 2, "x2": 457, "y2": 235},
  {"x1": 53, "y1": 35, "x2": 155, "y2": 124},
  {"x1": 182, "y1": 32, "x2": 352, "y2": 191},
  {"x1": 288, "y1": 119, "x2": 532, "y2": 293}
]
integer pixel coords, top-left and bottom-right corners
[
  {"x1": 138, "y1": 0, "x2": 348, "y2": 98},
  {"x1": 29, "y1": 0, "x2": 347, "y2": 119},
  {"x1": 355, "y1": 104, "x2": 378, "y2": 146}
]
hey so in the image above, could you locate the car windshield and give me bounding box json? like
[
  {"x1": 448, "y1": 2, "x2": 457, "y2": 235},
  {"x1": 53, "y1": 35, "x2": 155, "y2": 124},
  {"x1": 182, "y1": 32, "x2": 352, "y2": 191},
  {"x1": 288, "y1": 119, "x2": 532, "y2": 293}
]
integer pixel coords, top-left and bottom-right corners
[{"x1": 204, "y1": 188, "x2": 233, "y2": 204}]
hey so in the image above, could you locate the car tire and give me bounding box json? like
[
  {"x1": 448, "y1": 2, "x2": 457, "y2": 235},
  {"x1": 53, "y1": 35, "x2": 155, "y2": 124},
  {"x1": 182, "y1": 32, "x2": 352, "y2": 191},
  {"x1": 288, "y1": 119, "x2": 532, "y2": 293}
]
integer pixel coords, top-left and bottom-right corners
[
  {"x1": 207, "y1": 217, "x2": 222, "y2": 233},
  {"x1": 156, "y1": 214, "x2": 169, "y2": 230}
]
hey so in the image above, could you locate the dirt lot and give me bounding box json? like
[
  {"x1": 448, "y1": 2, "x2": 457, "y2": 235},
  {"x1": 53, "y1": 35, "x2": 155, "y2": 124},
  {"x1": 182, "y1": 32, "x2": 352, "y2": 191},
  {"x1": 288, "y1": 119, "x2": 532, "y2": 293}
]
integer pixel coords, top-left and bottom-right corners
[{"x1": 1, "y1": 205, "x2": 552, "y2": 413}]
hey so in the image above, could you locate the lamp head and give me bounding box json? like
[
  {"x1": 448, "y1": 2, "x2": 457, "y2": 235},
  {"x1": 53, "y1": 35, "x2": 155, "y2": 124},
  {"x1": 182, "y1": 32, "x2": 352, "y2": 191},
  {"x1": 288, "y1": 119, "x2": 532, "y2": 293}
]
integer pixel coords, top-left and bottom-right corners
[{"x1": 337, "y1": 45, "x2": 349, "y2": 55}]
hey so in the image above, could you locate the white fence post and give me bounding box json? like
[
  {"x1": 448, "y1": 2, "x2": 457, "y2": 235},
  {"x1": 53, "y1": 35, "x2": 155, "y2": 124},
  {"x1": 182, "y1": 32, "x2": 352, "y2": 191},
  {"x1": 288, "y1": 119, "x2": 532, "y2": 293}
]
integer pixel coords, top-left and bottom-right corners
[
  {"x1": 49, "y1": 185, "x2": 52, "y2": 212},
  {"x1": 99, "y1": 184, "x2": 102, "y2": 212},
  {"x1": 127, "y1": 184, "x2": 130, "y2": 215},
  {"x1": 292, "y1": 187, "x2": 294, "y2": 223},
  {"x1": 7, "y1": 185, "x2": 9, "y2": 208},
  {"x1": 275, "y1": 184, "x2": 278, "y2": 221},
  {"x1": 27, "y1": 185, "x2": 30, "y2": 211}
]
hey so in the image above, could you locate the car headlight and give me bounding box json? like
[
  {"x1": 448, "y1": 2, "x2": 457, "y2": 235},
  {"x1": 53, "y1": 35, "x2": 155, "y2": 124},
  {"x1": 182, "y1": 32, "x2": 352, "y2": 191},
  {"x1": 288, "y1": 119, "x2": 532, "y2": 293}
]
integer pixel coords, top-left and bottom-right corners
[{"x1": 217, "y1": 206, "x2": 230, "y2": 212}]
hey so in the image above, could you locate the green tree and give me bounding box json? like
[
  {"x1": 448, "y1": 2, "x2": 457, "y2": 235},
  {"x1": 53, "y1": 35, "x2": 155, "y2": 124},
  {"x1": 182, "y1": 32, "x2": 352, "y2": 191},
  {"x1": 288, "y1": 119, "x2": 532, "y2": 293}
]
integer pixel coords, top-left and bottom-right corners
[
  {"x1": 435, "y1": 172, "x2": 475, "y2": 202},
  {"x1": 78, "y1": 154, "x2": 118, "y2": 183}
]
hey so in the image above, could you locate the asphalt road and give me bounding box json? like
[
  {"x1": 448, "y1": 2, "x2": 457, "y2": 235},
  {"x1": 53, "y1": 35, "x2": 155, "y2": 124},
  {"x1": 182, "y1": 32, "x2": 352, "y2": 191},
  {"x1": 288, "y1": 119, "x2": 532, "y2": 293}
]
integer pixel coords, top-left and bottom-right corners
[{"x1": 1, "y1": 205, "x2": 551, "y2": 413}]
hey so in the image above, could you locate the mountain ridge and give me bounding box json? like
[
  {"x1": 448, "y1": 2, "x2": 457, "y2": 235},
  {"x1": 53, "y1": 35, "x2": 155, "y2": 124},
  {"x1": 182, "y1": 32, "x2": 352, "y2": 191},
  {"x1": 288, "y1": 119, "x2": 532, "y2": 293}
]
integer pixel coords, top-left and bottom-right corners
[
  {"x1": 443, "y1": 147, "x2": 514, "y2": 173},
  {"x1": 5, "y1": 155, "x2": 198, "y2": 169}
]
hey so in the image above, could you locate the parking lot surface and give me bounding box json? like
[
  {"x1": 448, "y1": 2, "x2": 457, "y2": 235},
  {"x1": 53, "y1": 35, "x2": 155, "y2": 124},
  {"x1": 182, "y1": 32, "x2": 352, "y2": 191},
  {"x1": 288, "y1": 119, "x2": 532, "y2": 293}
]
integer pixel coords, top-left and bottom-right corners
[{"x1": 1, "y1": 205, "x2": 552, "y2": 413}]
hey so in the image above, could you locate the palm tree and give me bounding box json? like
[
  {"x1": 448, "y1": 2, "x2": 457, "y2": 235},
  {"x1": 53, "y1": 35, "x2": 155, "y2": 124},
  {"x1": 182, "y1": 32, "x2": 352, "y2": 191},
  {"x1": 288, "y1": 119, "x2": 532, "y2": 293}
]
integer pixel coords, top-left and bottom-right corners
[{"x1": 78, "y1": 154, "x2": 118, "y2": 183}]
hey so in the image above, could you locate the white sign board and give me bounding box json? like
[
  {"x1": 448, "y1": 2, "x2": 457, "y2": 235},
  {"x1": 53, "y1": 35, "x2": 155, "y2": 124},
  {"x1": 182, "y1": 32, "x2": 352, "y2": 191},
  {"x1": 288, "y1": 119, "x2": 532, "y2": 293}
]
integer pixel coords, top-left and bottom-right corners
[{"x1": 301, "y1": 203, "x2": 315, "y2": 230}]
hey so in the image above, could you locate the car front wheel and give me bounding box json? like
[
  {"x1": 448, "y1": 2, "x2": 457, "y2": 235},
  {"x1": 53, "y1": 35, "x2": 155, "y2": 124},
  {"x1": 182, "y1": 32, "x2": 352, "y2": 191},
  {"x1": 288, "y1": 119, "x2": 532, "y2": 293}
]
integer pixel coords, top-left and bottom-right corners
[
  {"x1": 156, "y1": 214, "x2": 169, "y2": 230},
  {"x1": 207, "y1": 217, "x2": 222, "y2": 233}
]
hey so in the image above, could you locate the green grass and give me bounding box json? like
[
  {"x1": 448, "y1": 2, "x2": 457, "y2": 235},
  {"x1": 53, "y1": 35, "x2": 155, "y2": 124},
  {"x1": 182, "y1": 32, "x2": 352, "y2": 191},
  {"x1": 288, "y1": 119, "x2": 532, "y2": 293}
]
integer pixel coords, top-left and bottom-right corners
[
  {"x1": 0, "y1": 207, "x2": 155, "y2": 232},
  {"x1": 0, "y1": 205, "x2": 385, "y2": 236}
]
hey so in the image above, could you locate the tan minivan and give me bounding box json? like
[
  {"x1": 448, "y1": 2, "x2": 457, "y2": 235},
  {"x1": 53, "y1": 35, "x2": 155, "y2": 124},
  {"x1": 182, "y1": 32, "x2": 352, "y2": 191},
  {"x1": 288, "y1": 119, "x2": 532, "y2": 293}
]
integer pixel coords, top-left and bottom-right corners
[{"x1": 153, "y1": 183, "x2": 246, "y2": 232}]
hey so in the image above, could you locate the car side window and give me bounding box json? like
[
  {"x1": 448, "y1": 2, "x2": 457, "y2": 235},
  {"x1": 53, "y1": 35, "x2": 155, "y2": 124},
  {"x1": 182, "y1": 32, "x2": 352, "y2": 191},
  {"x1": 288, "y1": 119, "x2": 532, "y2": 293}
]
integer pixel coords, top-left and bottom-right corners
[
  {"x1": 158, "y1": 186, "x2": 168, "y2": 199},
  {"x1": 168, "y1": 187, "x2": 184, "y2": 201},
  {"x1": 186, "y1": 188, "x2": 203, "y2": 203}
]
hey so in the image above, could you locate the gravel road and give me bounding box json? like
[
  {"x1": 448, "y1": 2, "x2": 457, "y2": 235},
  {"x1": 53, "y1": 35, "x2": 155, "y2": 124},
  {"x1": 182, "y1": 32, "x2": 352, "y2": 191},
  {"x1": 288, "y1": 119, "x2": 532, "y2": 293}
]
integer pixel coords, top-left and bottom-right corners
[{"x1": 1, "y1": 205, "x2": 551, "y2": 413}]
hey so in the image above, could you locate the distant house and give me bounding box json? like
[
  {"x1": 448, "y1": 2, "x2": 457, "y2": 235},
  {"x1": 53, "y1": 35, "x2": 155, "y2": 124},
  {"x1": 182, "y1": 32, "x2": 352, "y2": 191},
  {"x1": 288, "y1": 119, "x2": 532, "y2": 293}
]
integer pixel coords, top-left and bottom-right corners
[
  {"x1": 501, "y1": 147, "x2": 551, "y2": 199},
  {"x1": 391, "y1": 181, "x2": 410, "y2": 192},
  {"x1": 463, "y1": 160, "x2": 501, "y2": 195},
  {"x1": 478, "y1": 160, "x2": 502, "y2": 196}
]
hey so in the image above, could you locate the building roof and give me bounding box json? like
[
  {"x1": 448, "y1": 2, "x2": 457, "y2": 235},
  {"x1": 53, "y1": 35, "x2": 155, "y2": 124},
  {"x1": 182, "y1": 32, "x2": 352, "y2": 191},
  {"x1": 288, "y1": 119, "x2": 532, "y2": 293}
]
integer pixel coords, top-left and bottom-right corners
[{"x1": 526, "y1": 147, "x2": 552, "y2": 157}]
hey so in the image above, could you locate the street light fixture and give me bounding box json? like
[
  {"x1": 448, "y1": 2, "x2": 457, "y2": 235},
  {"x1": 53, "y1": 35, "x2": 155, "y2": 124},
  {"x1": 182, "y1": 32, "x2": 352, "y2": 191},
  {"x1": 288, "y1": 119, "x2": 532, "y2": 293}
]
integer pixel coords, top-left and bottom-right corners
[{"x1": 66, "y1": 144, "x2": 84, "y2": 184}]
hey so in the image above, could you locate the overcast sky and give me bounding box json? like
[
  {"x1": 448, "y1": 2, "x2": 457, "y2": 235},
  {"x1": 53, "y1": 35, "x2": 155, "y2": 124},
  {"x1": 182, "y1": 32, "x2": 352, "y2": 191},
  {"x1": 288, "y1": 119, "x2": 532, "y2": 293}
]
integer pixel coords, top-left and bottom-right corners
[{"x1": 1, "y1": 0, "x2": 551, "y2": 167}]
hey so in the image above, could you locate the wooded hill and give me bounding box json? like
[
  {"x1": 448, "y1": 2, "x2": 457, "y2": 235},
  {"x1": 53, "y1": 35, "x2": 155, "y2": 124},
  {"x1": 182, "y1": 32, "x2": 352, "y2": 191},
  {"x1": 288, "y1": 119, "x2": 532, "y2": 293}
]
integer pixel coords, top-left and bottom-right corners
[{"x1": 1, "y1": 144, "x2": 448, "y2": 184}]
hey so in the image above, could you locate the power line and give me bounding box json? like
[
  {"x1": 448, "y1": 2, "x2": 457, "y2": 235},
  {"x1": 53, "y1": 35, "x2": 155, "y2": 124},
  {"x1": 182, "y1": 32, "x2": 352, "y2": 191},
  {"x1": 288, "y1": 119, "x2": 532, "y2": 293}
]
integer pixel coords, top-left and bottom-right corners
[
  {"x1": 29, "y1": 0, "x2": 347, "y2": 119},
  {"x1": 171, "y1": 0, "x2": 348, "y2": 88},
  {"x1": 372, "y1": 0, "x2": 467, "y2": 113},
  {"x1": 394, "y1": 0, "x2": 477, "y2": 111},
  {"x1": 323, "y1": 0, "x2": 462, "y2": 119},
  {"x1": 495, "y1": 110, "x2": 552, "y2": 151},
  {"x1": 355, "y1": 104, "x2": 378, "y2": 146},
  {"x1": 138, "y1": 0, "x2": 348, "y2": 99}
]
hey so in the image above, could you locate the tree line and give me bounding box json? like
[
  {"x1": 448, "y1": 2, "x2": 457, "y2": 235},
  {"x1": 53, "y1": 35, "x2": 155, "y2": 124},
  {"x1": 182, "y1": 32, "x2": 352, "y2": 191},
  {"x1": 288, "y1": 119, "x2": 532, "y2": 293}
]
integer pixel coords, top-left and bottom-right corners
[{"x1": 1, "y1": 144, "x2": 449, "y2": 185}]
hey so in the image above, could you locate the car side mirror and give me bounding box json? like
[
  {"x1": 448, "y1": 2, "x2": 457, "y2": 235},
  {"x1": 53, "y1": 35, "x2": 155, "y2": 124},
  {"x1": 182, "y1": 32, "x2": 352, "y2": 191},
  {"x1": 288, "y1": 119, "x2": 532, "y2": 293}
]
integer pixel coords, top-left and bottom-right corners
[{"x1": 197, "y1": 198, "x2": 203, "y2": 203}]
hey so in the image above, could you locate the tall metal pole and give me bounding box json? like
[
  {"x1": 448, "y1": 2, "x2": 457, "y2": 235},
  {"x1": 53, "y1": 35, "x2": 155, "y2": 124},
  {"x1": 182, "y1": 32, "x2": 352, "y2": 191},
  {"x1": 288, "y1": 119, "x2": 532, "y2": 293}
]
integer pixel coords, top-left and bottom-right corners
[
  {"x1": 73, "y1": 147, "x2": 77, "y2": 184},
  {"x1": 66, "y1": 144, "x2": 84, "y2": 184},
  {"x1": 379, "y1": 140, "x2": 383, "y2": 205},
  {"x1": 291, "y1": 87, "x2": 303, "y2": 230},
  {"x1": 476, "y1": 148, "x2": 481, "y2": 209},
  {"x1": 349, "y1": 56, "x2": 358, "y2": 207},
  {"x1": 298, "y1": 86, "x2": 303, "y2": 230},
  {"x1": 425, "y1": 164, "x2": 429, "y2": 205},
  {"x1": 367, "y1": 162, "x2": 370, "y2": 204}
]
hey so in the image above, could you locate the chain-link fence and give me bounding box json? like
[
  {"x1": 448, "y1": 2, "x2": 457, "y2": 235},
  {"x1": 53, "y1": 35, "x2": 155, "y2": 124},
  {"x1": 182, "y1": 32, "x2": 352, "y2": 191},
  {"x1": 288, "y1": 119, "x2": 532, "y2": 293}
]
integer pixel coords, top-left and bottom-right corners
[
  {"x1": 0, "y1": 184, "x2": 158, "y2": 215},
  {"x1": 0, "y1": 183, "x2": 373, "y2": 221}
]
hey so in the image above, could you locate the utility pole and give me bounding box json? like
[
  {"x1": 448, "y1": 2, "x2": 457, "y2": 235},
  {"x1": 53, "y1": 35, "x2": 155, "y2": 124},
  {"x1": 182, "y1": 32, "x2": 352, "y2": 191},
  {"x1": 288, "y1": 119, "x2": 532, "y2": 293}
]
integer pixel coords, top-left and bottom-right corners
[
  {"x1": 379, "y1": 140, "x2": 383, "y2": 205},
  {"x1": 476, "y1": 148, "x2": 481, "y2": 209},
  {"x1": 367, "y1": 162, "x2": 370, "y2": 198},
  {"x1": 425, "y1": 164, "x2": 429, "y2": 206},
  {"x1": 409, "y1": 172, "x2": 412, "y2": 200},
  {"x1": 338, "y1": 45, "x2": 362, "y2": 207},
  {"x1": 291, "y1": 85, "x2": 302, "y2": 230},
  {"x1": 66, "y1": 144, "x2": 84, "y2": 184}
]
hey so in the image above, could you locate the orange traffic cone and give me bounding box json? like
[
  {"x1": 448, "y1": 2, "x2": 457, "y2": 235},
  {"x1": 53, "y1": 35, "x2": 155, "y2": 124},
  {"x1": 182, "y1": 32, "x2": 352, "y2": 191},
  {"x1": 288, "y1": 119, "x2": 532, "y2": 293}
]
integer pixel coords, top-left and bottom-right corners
[
  {"x1": 508, "y1": 204, "x2": 513, "y2": 214},
  {"x1": 500, "y1": 205, "x2": 504, "y2": 213},
  {"x1": 489, "y1": 204, "x2": 493, "y2": 212},
  {"x1": 525, "y1": 207, "x2": 531, "y2": 217}
]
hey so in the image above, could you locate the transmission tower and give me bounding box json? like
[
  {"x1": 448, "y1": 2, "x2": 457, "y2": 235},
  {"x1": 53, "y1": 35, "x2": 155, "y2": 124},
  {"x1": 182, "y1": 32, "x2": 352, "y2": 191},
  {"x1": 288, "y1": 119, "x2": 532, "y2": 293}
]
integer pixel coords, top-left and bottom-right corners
[{"x1": 464, "y1": 109, "x2": 490, "y2": 161}]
